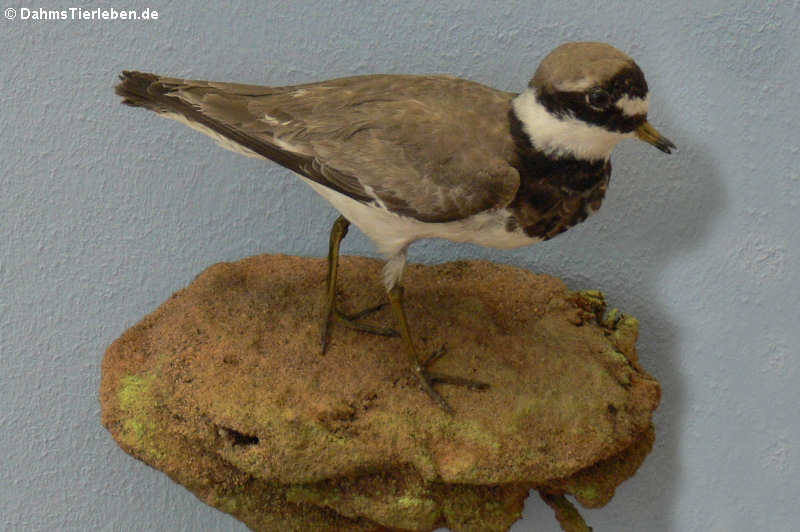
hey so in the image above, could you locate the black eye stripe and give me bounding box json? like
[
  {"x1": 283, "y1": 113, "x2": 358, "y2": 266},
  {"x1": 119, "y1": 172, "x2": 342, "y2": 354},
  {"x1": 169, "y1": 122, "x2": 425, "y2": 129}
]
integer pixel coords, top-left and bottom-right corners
[
  {"x1": 537, "y1": 90, "x2": 645, "y2": 132},
  {"x1": 536, "y1": 65, "x2": 649, "y2": 133},
  {"x1": 588, "y1": 89, "x2": 611, "y2": 108}
]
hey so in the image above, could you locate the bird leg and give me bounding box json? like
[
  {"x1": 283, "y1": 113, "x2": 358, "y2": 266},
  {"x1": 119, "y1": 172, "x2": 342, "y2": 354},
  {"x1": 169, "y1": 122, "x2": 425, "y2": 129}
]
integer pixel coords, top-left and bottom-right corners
[
  {"x1": 320, "y1": 216, "x2": 398, "y2": 353},
  {"x1": 387, "y1": 283, "x2": 489, "y2": 413}
]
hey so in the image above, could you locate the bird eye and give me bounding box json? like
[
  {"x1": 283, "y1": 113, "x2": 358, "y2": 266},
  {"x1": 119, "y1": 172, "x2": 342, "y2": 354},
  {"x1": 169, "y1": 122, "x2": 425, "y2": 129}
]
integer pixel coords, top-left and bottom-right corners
[{"x1": 587, "y1": 88, "x2": 611, "y2": 109}]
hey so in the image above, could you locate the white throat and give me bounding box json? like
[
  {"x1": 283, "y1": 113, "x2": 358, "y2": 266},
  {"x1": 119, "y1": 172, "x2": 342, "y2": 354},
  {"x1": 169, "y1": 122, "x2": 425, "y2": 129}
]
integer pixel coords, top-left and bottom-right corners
[{"x1": 512, "y1": 89, "x2": 633, "y2": 161}]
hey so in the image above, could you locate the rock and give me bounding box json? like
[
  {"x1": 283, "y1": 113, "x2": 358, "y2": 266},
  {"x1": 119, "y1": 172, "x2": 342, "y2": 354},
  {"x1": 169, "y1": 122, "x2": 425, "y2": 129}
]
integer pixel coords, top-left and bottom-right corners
[{"x1": 100, "y1": 254, "x2": 660, "y2": 531}]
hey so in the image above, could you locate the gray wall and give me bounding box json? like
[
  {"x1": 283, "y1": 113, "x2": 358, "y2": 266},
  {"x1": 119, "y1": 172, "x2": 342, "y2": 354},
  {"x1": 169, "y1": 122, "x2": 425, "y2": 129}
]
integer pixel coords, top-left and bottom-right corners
[{"x1": 2, "y1": 1, "x2": 798, "y2": 530}]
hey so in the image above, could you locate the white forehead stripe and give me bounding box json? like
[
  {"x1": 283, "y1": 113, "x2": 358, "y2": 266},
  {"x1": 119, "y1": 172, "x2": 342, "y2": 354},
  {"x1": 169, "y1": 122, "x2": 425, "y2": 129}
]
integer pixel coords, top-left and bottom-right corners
[
  {"x1": 616, "y1": 94, "x2": 649, "y2": 116},
  {"x1": 554, "y1": 77, "x2": 596, "y2": 92}
]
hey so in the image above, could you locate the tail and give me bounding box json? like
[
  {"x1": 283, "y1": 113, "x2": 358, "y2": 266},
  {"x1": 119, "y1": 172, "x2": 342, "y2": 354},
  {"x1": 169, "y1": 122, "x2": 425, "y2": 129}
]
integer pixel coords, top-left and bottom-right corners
[
  {"x1": 114, "y1": 71, "x2": 316, "y2": 168},
  {"x1": 114, "y1": 70, "x2": 373, "y2": 202},
  {"x1": 115, "y1": 70, "x2": 188, "y2": 116},
  {"x1": 114, "y1": 70, "x2": 264, "y2": 158}
]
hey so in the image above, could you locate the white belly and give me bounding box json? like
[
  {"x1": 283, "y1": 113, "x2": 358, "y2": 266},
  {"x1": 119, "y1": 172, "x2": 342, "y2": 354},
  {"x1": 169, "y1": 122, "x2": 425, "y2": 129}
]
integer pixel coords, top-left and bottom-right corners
[{"x1": 298, "y1": 175, "x2": 540, "y2": 258}]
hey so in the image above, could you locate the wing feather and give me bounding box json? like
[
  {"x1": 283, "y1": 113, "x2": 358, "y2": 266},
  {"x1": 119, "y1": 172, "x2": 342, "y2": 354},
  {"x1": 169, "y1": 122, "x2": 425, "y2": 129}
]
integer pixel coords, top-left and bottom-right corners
[{"x1": 117, "y1": 72, "x2": 520, "y2": 222}]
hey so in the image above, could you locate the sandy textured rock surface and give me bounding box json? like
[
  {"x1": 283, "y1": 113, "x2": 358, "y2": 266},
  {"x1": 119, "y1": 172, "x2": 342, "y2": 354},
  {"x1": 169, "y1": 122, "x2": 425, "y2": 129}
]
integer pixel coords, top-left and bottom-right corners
[{"x1": 100, "y1": 254, "x2": 660, "y2": 531}]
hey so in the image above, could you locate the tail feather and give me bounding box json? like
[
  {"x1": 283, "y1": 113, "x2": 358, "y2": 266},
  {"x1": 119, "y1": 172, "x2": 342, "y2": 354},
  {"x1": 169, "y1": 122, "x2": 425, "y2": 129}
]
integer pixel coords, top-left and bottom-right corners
[
  {"x1": 115, "y1": 70, "x2": 171, "y2": 111},
  {"x1": 114, "y1": 70, "x2": 338, "y2": 185},
  {"x1": 114, "y1": 70, "x2": 375, "y2": 204},
  {"x1": 115, "y1": 71, "x2": 269, "y2": 160}
]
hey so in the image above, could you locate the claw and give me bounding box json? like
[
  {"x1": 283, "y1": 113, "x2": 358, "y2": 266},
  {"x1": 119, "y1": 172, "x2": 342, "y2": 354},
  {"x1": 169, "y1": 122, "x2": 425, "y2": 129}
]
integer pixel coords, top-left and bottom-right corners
[
  {"x1": 388, "y1": 284, "x2": 490, "y2": 413},
  {"x1": 333, "y1": 307, "x2": 398, "y2": 337}
]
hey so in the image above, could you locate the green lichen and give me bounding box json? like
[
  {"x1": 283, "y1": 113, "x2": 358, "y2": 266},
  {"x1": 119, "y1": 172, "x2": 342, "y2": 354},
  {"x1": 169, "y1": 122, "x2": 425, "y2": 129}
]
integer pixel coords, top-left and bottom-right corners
[
  {"x1": 122, "y1": 419, "x2": 145, "y2": 440},
  {"x1": 570, "y1": 483, "x2": 600, "y2": 505},
  {"x1": 287, "y1": 484, "x2": 440, "y2": 530},
  {"x1": 604, "y1": 349, "x2": 629, "y2": 365},
  {"x1": 575, "y1": 289, "x2": 606, "y2": 315},
  {"x1": 580, "y1": 289, "x2": 605, "y2": 302},
  {"x1": 116, "y1": 374, "x2": 164, "y2": 461},
  {"x1": 118, "y1": 374, "x2": 154, "y2": 412},
  {"x1": 397, "y1": 494, "x2": 423, "y2": 507},
  {"x1": 391, "y1": 494, "x2": 439, "y2": 529},
  {"x1": 604, "y1": 308, "x2": 623, "y2": 328},
  {"x1": 609, "y1": 315, "x2": 639, "y2": 360},
  {"x1": 445, "y1": 418, "x2": 501, "y2": 450}
]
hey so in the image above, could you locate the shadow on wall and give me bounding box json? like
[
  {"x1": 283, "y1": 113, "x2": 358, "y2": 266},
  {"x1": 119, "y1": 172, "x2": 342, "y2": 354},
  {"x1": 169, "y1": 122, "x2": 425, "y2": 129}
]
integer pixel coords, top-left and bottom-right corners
[
  {"x1": 542, "y1": 120, "x2": 724, "y2": 529},
  {"x1": 395, "y1": 109, "x2": 723, "y2": 529}
]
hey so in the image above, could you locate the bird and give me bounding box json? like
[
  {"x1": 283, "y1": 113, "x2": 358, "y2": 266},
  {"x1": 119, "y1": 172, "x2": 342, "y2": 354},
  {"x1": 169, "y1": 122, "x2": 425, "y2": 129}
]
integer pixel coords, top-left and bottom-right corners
[{"x1": 115, "y1": 41, "x2": 674, "y2": 413}]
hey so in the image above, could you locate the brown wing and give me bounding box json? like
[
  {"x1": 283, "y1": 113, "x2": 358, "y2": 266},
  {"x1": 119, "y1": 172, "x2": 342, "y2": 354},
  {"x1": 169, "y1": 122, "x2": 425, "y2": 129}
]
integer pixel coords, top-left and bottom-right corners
[{"x1": 116, "y1": 72, "x2": 520, "y2": 222}]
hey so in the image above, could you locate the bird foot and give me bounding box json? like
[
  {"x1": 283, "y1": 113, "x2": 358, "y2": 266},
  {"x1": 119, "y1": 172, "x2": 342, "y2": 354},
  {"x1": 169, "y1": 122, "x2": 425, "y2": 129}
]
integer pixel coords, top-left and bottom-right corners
[
  {"x1": 335, "y1": 303, "x2": 399, "y2": 336},
  {"x1": 321, "y1": 302, "x2": 398, "y2": 353},
  {"x1": 413, "y1": 346, "x2": 489, "y2": 414}
]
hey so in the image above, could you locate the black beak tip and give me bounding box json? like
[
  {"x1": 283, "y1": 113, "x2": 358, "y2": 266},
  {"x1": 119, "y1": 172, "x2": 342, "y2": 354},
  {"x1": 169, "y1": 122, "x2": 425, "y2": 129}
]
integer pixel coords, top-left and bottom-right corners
[{"x1": 658, "y1": 138, "x2": 676, "y2": 154}]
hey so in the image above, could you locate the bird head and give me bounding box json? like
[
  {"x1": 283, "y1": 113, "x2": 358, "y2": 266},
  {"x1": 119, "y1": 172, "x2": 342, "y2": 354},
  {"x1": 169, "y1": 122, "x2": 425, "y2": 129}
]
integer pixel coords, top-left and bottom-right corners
[{"x1": 514, "y1": 42, "x2": 675, "y2": 159}]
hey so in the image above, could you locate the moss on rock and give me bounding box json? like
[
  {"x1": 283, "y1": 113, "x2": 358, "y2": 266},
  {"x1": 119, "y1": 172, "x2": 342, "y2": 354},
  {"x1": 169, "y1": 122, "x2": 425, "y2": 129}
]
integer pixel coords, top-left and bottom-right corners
[{"x1": 101, "y1": 255, "x2": 660, "y2": 531}]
